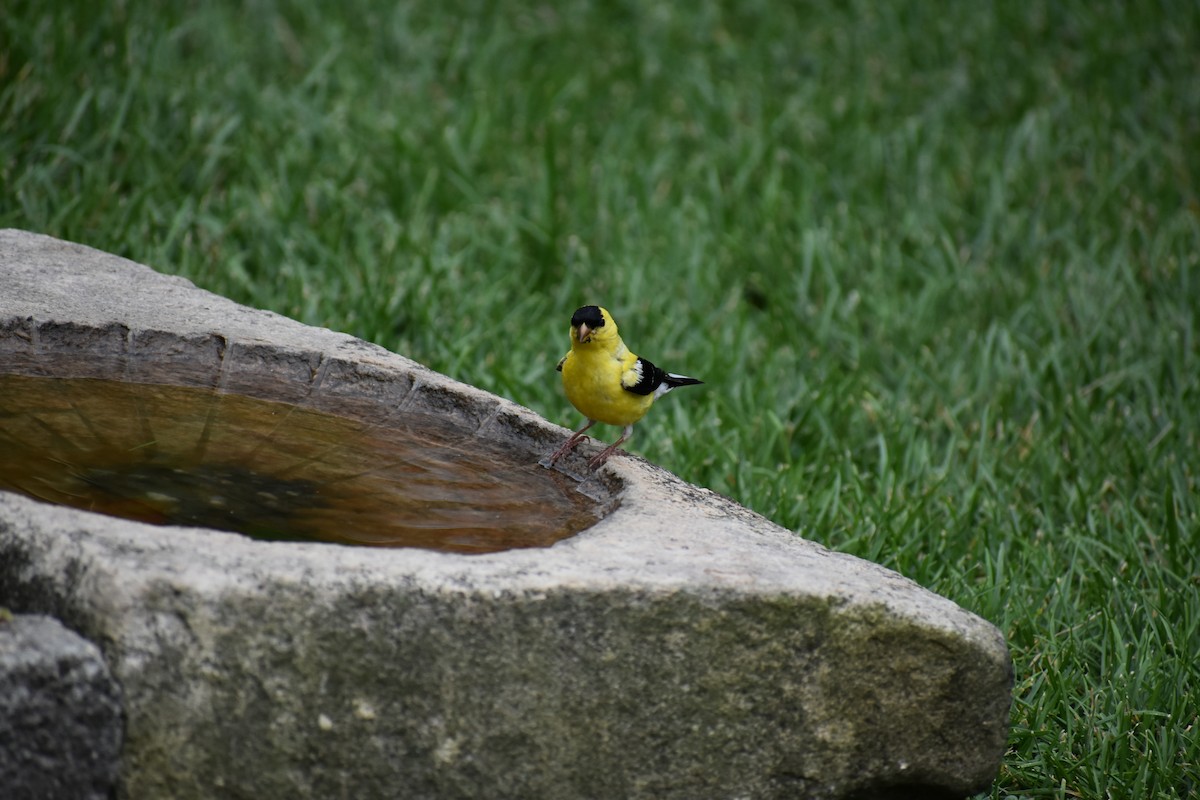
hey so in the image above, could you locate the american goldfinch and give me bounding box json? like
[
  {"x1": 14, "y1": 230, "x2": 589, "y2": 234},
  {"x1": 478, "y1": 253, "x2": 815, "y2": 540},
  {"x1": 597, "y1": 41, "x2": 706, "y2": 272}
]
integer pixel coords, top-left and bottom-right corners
[{"x1": 546, "y1": 305, "x2": 703, "y2": 469}]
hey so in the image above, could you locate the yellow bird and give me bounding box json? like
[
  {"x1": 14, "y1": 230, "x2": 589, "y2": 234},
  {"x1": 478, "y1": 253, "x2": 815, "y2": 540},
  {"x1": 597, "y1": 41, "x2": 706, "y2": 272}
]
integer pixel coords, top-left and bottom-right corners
[{"x1": 546, "y1": 305, "x2": 703, "y2": 469}]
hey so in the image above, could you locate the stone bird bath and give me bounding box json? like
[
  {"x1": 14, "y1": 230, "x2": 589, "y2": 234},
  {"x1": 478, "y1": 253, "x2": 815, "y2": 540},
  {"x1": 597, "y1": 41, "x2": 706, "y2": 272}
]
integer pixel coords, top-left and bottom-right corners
[{"x1": 0, "y1": 229, "x2": 1011, "y2": 799}]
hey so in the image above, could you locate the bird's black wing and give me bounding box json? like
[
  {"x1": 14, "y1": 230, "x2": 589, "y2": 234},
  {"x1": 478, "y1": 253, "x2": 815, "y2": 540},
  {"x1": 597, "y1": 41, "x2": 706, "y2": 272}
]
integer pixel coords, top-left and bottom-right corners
[{"x1": 622, "y1": 357, "x2": 667, "y2": 396}]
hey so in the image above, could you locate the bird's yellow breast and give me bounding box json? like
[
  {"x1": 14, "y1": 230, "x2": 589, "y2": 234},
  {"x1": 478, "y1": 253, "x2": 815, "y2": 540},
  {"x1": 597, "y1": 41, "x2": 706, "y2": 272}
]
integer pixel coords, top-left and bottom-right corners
[{"x1": 560, "y1": 343, "x2": 654, "y2": 427}]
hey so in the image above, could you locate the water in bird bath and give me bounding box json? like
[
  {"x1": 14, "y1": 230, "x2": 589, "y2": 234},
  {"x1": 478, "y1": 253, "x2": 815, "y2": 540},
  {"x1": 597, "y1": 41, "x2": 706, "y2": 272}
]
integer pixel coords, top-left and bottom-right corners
[{"x1": 0, "y1": 374, "x2": 603, "y2": 553}]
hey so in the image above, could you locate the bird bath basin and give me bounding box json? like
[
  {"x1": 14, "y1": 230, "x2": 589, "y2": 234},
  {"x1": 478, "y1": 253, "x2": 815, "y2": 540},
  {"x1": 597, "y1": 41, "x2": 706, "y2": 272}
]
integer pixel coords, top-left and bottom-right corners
[
  {"x1": 0, "y1": 230, "x2": 1011, "y2": 800},
  {"x1": 0, "y1": 373, "x2": 600, "y2": 553}
]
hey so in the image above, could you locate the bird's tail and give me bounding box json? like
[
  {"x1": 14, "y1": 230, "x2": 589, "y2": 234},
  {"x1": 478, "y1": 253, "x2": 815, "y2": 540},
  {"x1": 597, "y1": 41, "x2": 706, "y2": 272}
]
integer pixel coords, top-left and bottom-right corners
[{"x1": 664, "y1": 373, "x2": 703, "y2": 388}]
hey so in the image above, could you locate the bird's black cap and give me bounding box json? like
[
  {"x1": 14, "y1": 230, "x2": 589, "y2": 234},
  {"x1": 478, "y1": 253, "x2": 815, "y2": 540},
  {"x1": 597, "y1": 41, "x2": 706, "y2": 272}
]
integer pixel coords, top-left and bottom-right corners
[{"x1": 571, "y1": 305, "x2": 605, "y2": 329}]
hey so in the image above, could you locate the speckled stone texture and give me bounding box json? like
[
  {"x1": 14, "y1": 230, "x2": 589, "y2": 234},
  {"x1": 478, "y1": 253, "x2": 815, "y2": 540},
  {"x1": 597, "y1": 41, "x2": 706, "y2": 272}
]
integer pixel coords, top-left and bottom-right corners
[
  {"x1": 0, "y1": 614, "x2": 122, "y2": 800},
  {"x1": 0, "y1": 229, "x2": 1012, "y2": 799}
]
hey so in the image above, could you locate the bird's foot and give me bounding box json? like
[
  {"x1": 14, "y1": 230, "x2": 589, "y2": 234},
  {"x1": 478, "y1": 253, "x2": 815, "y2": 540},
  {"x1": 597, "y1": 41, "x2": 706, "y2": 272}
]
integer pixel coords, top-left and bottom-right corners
[
  {"x1": 543, "y1": 436, "x2": 585, "y2": 468},
  {"x1": 587, "y1": 445, "x2": 623, "y2": 471}
]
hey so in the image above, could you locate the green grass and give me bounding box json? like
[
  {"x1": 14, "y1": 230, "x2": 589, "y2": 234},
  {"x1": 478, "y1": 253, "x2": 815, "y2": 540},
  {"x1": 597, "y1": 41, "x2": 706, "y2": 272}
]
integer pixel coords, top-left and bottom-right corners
[{"x1": 3, "y1": 1, "x2": 1198, "y2": 796}]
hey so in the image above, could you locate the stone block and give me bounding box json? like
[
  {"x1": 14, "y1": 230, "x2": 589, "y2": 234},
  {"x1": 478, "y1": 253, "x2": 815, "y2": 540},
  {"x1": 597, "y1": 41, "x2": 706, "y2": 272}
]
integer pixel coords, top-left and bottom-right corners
[{"x1": 0, "y1": 613, "x2": 122, "y2": 800}]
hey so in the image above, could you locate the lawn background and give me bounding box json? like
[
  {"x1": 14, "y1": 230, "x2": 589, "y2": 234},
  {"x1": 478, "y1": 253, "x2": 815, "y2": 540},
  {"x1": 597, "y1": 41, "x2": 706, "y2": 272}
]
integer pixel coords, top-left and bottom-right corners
[{"x1": 3, "y1": 1, "x2": 1198, "y2": 796}]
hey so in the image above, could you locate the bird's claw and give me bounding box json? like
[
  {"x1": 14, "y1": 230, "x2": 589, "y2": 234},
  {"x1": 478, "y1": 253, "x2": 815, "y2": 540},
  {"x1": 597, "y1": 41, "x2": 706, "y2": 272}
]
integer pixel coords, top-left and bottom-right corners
[{"x1": 586, "y1": 445, "x2": 622, "y2": 471}]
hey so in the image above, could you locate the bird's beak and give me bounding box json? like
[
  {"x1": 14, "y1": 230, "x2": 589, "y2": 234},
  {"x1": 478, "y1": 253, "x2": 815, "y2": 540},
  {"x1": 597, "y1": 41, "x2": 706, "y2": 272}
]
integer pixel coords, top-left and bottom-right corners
[{"x1": 577, "y1": 323, "x2": 592, "y2": 343}]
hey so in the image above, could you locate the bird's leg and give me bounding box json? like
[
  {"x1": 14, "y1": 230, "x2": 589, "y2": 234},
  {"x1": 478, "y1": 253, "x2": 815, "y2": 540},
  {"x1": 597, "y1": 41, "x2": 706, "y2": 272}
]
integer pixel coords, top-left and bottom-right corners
[
  {"x1": 588, "y1": 425, "x2": 634, "y2": 470},
  {"x1": 547, "y1": 419, "x2": 596, "y2": 465}
]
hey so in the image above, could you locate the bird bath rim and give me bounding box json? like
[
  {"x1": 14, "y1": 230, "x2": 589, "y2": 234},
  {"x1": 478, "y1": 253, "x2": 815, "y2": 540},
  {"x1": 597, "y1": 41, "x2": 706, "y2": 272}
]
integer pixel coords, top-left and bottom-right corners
[{"x1": 0, "y1": 316, "x2": 622, "y2": 554}]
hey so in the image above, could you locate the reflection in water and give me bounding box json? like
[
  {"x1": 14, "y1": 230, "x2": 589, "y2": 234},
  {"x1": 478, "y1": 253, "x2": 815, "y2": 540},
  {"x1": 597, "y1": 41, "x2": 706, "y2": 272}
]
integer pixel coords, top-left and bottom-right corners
[{"x1": 0, "y1": 375, "x2": 602, "y2": 553}]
